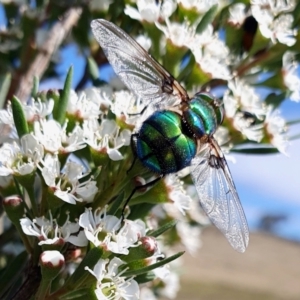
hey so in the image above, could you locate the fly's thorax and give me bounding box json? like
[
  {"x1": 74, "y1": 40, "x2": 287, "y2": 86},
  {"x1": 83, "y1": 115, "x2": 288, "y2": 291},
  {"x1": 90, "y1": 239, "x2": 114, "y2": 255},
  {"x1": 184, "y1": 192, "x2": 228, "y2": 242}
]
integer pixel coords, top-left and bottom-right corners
[{"x1": 182, "y1": 93, "x2": 224, "y2": 138}]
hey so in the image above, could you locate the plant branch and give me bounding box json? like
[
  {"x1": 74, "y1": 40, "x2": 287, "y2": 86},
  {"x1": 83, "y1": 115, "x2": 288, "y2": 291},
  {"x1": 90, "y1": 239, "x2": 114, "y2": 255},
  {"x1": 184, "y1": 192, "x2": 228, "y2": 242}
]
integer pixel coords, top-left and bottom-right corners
[{"x1": 8, "y1": 7, "x2": 83, "y2": 103}]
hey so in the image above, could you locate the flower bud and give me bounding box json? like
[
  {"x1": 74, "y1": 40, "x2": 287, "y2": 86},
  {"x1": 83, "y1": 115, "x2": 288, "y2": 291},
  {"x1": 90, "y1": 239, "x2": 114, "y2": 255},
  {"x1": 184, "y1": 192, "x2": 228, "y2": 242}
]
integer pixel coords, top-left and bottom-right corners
[
  {"x1": 90, "y1": 147, "x2": 110, "y2": 168},
  {"x1": 40, "y1": 250, "x2": 65, "y2": 281},
  {"x1": 120, "y1": 236, "x2": 158, "y2": 263},
  {"x1": 3, "y1": 195, "x2": 25, "y2": 224}
]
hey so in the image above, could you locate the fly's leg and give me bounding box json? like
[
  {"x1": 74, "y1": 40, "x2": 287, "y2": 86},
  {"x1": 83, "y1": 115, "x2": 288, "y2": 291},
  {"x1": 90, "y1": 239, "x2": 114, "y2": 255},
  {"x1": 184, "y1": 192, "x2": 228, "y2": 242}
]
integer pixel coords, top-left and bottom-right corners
[
  {"x1": 128, "y1": 105, "x2": 148, "y2": 117},
  {"x1": 121, "y1": 175, "x2": 164, "y2": 221},
  {"x1": 127, "y1": 133, "x2": 138, "y2": 174}
]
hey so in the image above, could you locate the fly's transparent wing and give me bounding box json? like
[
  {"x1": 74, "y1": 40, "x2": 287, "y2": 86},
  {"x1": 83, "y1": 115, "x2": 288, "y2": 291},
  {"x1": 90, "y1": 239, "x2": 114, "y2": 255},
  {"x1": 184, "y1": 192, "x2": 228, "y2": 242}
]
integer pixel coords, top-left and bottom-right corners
[
  {"x1": 191, "y1": 139, "x2": 249, "y2": 252},
  {"x1": 91, "y1": 19, "x2": 188, "y2": 110}
]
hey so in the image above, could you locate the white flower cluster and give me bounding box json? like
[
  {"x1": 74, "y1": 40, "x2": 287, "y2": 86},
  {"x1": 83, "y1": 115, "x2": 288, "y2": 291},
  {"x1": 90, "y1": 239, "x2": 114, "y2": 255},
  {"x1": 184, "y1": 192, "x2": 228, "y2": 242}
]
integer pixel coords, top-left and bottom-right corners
[
  {"x1": 21, "y1": 206, "x2": 156, "y2": 299},
  {"x1": 0, "y1": 88, "x2": 133, "y2": 204},
  {"x1": 0, "y1": 85, "x2": 202, "y2": 300}
]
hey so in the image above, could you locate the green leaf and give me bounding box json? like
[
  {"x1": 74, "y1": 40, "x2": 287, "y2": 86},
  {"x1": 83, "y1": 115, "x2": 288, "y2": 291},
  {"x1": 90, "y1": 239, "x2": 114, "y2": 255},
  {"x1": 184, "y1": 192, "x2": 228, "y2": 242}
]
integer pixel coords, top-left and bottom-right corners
[
  {"x1": 286, "y1": 119, "x2": 300, "y2": 126},
  {"x1": 122, "y1": 251, "x2": 185, "y2": 277},
  {"x1": 107, "y1": 192, "x2": 124, "y2": 216},
  {"x1": 292, "y1": 1, "x2": 300, "y2": 27},
  {"x1": 148, "y1": 220, "x2": 177, "y2": 238},
  {"x1": 0, "y1": 73, "x2": 11, "y2": 108},
  {"x1": 289, "y1": 133, "x2": 300, "y2": 141},
  {"x1": 128, "y1": 203, "x2": 154, "y2": 220},
  {"x1": 134, "y1": 272, "x2": 156, "y2": 284},
  {"x1": 256, "y1": 73, "x2": 285, "y2": 90},
  {"x1": 247, "y1": 27, "x2": 269, "y2": 56},
  {"x1": 64, "y1": 247, "x2": 103, "y2": 289},
  {"x1": 177, "y1": 50, "x2": 195, "y2": 82},
  {"x1": 87, "y1": 57, "x2": 100, "y2": 81},
  {"x1": 264, "y1": 92, "x2": 286, "y2": 108},
  {"x1": 53, "y1": 66, "x2": 73, "y2": 125},
  {"x1": 31, "y1": 76, "x2": 39, "y2": 98},
  {"x1": 0, "y1": 251, "x2": 28, "y2": 299},
  {"x1": 231, "y1": 147, "x2": 279, "y2": 154},
  {"x1": 59, "y1": 288, "x2": 98, "y2": 300},
  {"x1": 11, "y1": 96, "x2": 29, "y2": 138},
  {"x1": 196, "y1": 4, "x2": 218, "y2": 34}
]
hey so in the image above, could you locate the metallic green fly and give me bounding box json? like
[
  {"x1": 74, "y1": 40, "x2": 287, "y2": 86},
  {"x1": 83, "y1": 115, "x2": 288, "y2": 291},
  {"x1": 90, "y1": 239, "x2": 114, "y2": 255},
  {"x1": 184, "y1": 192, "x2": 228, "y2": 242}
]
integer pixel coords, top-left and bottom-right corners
[{"x1": 91, "y1": 19, "x2": 249, "y2": 252}]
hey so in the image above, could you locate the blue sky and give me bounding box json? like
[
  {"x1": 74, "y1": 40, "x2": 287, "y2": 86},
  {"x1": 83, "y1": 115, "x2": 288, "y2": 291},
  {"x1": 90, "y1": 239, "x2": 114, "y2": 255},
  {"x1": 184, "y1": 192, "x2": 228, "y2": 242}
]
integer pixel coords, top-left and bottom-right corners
[{"x1": 1, "y1": 5, "x2": 300, "y2": 242}]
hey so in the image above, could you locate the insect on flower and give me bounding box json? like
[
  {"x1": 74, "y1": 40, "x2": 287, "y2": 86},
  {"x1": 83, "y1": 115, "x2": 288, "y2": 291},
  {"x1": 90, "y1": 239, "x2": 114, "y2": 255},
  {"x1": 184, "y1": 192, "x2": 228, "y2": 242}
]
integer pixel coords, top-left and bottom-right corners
[{"x1": 91, "y1": 19, "x2": 249, "y2": 252}]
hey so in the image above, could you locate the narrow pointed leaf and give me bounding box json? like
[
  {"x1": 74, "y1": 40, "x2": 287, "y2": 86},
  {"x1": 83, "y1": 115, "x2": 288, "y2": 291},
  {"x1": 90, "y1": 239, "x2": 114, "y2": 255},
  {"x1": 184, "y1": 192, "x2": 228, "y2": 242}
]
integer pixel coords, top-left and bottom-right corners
[
  {"x1": 196, "y1": 4, "x2": 218, "y2": 34},
  {"x1": 59, "y1": 288, "x2": 98, "y2": 300},
  {"x1": 286, "y1": 119, "x2": 300, "y2": 126},
  {"x1": 53, "y1": 66, "x2": 73, "y2": 125},
  {"x1": 0, "y1": 73, "x2": 11, "y2": 108},
  {"x1": 147, "y1": 220, "x2": 177, "y2": 238},
  {"x1": 65, "y1": 247, "x2": 103, "y2": 289},
  {"x1": 265, "y1": 92, "x2": 286, "y2": 108},
  {"x1": 108, "y1": 192, "x2": 124, "y2": 216},
  {"x1": 87, "y1": 57, "x2": 100, "y2": 81},
  {"x1": 122, "y1": 251, "x2": 184, "y2": 277},
  {"x1": 11, "y1": 96, "x2": 29, "y2": 138},
  {"x1": 289, "y1": 133, "x2": 300, "y2": 140},
  {"x1": 134, "y1": 272, "x2": 156, "y2": 284},
  {"x1": 231, "y1": 147, "x2": 279, "y2": 154},
  {"x1": 31, "y1": 76, "x2": 39, "y2": 98},
  {"x1": 0, "y1": 251, "x2": 28, "y2": 298}
]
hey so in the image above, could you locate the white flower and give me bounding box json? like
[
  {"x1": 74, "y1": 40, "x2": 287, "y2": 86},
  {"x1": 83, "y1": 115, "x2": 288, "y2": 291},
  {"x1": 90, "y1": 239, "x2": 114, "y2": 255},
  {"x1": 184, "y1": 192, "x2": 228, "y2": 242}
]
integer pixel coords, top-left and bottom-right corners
[
  {"x1": 158, "y1": 271, "x2": 180, "y2": 299},
  {"x1": 282, "y1": 51, "x2": 300, "y2": 102},
  {"x1": 23, "y1": 97, "x2": 54, "y2": 123},
  {"x1": 0, "y1": 108, "x2": 17, "y2": 144},
  {"x1": 79, "y1": 207, "x2": 121, "y2": 248},
  {"x1": 191, "y1": 26, "x2": 231, "y2": 80},
  {"x1": 224, "y1": 79, "x2": 266, "y2": 118},
  {"x1": 136, "y1": 35, "x2": 152, "y2": 51},
  {"x1": 90, "y1": 0, "x2": 113, "y2": 11},
  {"x1": 223, "y1": 79, "x2": 267, "y2": 142},
  {"x1": 85, "y1": 257, "x2": 139, "y2": 300},
  {"x1": 233, "y1": 113, "x2": 264, "y2": 142},
  {"x1": 125, "y1": 0, "x2": 176, "y2": 23},
  {"x1": 40, "y1": 154, "x2": 98, "y2": 204},
  {"x1": 20, "y1": 214, "x2": 88, "y2": 247},
  {"x1": 79, "y1": 208, "x2": 148, "y2": 255},
  {"x1": 265, "y1": 107, "x2": 288, "y2": 155},
  {"x1": 176, "y1": 221, "x2": 202, "y2": 254},
  {"x1": 178, "y1": 0, "x2": 218, "y2": 13},
  {"x1": 251, "y1": 0, "x2": 297, "y2": 46},
  {"x1": 107, "y1": 219, "x2": 146, "y2": 254},
  {"x1": 213, "y1": 126, "x2": 231, "y2": 148},
  {"x1": 0, "y1": 133, "x2": 43, "y2": 176},
  {"x1": 34, "y1": 119, "x2": 86, "y2": 154},
  {"x1": 112, "y1": 91, "x2": 142, "y2": 126},
  {"x1": 156, "y1": 20, "x2": 194, "y2": 48},
  {"x1": 67, "y1": 88, "x2": 111, "y2": 119},
  {"x1": 228, "y1": 3, "x2": 247, "y2": 26},
  {"x1": 163, "y1": 175, "x2": 192, "y2": 216},
  {"x1": 140, "y1": 287, "x2": 157, "y2": 300},
  {"x1": 84, "y1": 119, "x2": 131, "y2": 161}
]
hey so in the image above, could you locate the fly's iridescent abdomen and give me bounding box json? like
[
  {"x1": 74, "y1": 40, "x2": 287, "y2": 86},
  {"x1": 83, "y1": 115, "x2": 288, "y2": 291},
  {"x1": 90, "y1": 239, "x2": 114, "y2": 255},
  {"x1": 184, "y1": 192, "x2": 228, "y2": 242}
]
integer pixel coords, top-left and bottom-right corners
[
  {"x1": 133, "y1": 110, "x2": 197, "y2": 174},
  {"x1": 132, "y1": 93, "x2": 224, "y2": 175}
]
